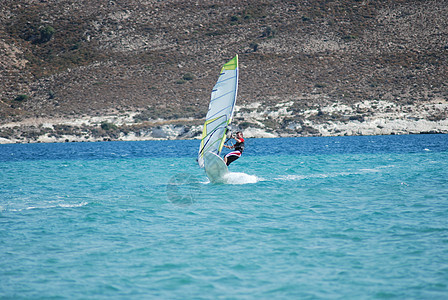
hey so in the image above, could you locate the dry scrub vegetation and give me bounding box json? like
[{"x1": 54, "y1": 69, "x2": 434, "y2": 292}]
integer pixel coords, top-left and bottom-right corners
[{"x1": 1, "y1": 0, "x2": 447, "y2": 141}]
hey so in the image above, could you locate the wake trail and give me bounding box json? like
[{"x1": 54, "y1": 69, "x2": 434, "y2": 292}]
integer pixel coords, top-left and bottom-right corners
[{"x1": 274, "y1": 166, "x2": 392, "y2": 182}]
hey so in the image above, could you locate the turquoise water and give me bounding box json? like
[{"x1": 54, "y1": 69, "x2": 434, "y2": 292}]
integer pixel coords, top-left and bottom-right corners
[{"x1": 1, "y1": 135, "x2": 447, "y2": 299}]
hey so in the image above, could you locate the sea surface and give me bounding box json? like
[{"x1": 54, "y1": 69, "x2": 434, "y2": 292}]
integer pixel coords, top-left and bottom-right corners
[{"x1": 1, "y1": 134, "x2": 447, "y2": 299}]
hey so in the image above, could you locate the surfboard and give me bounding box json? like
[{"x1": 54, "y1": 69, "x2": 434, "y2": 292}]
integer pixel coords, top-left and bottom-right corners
[{"x1": 204, "y1": 152, "x2": 229, "y2": 183}]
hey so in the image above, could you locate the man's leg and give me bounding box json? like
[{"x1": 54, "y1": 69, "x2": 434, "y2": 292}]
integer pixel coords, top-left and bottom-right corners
[{"x1": 225, "y1": 155, "x2": 239, "y2": 166}]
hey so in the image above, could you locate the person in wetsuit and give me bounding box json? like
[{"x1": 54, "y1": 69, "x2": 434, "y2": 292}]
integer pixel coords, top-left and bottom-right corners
[{"x1": 223, "y1": 131, "x2": 245, "y2": 166}]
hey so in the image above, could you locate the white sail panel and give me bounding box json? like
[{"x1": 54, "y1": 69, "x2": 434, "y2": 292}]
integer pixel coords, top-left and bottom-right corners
[{"x1": 198, "y1": 55, "x2": 238, "y2": 168}]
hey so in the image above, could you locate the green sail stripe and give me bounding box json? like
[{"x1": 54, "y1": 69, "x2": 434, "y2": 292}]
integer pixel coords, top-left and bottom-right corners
[
  {"x1": 221, "y1": 55, "x2": 238, "y2": 71},
  {"x1": 217, "y1": 119, "x2": 232, "y2": 152},
  {"x1": 199, "y1": 117, "x2": 229, "y2": 155}
]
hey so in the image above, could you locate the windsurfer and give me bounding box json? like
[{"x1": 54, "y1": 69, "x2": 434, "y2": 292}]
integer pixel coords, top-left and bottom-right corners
[{"x1": 223, "y1": 131, "x2": 245, "y2": 166}]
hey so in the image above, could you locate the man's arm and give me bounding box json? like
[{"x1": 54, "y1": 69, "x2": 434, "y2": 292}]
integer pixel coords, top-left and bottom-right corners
[{"x1": 224, "y1": 136, "x2": 236, "y2": 149}]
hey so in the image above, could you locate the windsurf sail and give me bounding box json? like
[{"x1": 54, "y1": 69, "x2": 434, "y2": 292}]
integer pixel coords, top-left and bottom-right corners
[{"x1": 198, "y1": 55, "x2": 238, "y2": 168}]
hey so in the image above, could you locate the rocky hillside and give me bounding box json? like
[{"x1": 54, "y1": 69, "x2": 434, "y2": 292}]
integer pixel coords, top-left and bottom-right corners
[{"x1": 1, "y1": 0, "x2": 447, "y2": 143}]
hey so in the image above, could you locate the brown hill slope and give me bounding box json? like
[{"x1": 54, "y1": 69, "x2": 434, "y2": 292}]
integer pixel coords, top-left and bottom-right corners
[{"x1": 1, "y1": 0, "x2": 447, "y2": 142}]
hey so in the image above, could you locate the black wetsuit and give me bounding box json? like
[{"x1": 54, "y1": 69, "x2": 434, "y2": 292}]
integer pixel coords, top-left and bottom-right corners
[
  {"x1": 234, "y1": 139, "x2": 245, "y2": 153},
  {"x1": 224, "y1": 138, "x2": 245, "y2": 166}
]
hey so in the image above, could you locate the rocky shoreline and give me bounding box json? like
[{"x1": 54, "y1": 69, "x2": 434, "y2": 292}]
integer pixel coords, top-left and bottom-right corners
[
  {"x1": 1, "y1": 1, "x2": 447, "y2": 142},
  {"x1": 1, "y1": 99, "x2": 446, "y2": 144}
]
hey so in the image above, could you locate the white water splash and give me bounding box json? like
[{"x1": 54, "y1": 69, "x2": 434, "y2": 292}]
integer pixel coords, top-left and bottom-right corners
[{"x1": 223, "y1": 172, "x2": 260, "y2": 184}]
